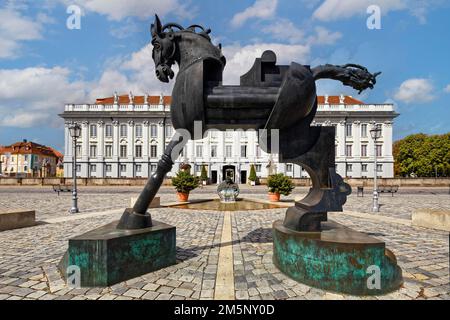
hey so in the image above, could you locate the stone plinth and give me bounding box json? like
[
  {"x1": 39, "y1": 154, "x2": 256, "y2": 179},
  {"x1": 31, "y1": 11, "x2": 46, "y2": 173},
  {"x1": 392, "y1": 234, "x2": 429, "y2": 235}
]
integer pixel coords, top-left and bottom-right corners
[
  {"x1": 412, "y1": 209, "x2": 450, "y2": 232},
  {"x1": 273, "y1": 220, "x2": 402, "y2": 295},
  {"x1": 0, "y1": 210, "x2": 36, "y2": 231},
  {"x1": 59, "y1": 220, "x2": 176, "y2": 287}
]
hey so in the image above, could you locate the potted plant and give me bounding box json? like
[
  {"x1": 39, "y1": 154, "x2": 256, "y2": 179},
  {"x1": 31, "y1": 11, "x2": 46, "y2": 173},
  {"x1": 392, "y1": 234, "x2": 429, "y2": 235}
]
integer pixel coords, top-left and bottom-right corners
[
  {"x1": 249, "y1": 164, "x2": 257, "y2": 186},
  {"x1": 267, "y1": 173, "x2": 295, "y2": 202},
  {"x1": 200, "y1": 165, "x2": 208, "y2": 185},
  {"x1": 172, "y1": 170, "x2": 199, "y2": 202}
]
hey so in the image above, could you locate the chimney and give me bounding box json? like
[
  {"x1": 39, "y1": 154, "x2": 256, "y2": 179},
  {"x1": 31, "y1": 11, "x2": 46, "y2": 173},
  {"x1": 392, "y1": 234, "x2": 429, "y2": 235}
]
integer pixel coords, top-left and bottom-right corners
[
  {"x1": 339, "y1": 94, "x2": 345, "y2": 104},
  {"x1": 324, "y1": 95, "x2": 329, "y2": 104}
]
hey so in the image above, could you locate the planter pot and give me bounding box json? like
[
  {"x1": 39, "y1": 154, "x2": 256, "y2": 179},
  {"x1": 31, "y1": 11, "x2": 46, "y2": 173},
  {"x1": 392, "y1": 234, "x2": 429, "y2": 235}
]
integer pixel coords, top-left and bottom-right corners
[
  {"x1": 177, "y1": 192, "x2": 189, "y2": 202},
  {"x1": 250, "y1": 180, "x2": 256, "y2": 186},
  {"x1": 268, "y1": 192, "x2": 280, "y2": 202},
  {"x1": 202, "y1": 180, "x2": 207, "y2": 186}
]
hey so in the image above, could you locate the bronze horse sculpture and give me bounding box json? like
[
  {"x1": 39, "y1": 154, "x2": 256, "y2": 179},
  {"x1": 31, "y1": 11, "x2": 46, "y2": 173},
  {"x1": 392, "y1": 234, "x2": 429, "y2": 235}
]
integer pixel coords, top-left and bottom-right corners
[{"x1": 117, "y1": 15, "x2": 381, "y2": 232}]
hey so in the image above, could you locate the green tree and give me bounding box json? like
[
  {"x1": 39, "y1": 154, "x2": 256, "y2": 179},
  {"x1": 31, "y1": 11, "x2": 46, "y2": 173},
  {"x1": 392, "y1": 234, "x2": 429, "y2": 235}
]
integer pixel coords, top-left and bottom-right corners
[
  {"x1": 393, "y1": 133, "x2": 450, "y2": 177},
  {"x1": 172, "y1": 170, "x2": 199, "y2": 193},
  {"x1": 267, "y1": 173, "x2": 295, "y2": 196},
  {"x1": 200, "y1": 165, "x2": 208, "y2": 182},
  {"x1": 249, "y1": 164, "x2": 257, "y2": 182}
]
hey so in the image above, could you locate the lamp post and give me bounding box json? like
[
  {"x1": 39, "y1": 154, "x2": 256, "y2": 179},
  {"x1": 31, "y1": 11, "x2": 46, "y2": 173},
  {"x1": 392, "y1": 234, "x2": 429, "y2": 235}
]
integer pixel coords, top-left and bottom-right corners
[
  {"x1": 370, "y1": 125, "x2": 382, "y2": 212},
  {"x1": 69, "y1": 123, "x2": 81, "y2": 214}
]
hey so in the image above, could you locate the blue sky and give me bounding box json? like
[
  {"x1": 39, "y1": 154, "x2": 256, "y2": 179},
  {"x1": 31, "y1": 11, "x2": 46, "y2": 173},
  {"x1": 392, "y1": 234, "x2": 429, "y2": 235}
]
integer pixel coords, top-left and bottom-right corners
[{"x1": 0, "y1": 0, "x2": 449, "y2": 152}]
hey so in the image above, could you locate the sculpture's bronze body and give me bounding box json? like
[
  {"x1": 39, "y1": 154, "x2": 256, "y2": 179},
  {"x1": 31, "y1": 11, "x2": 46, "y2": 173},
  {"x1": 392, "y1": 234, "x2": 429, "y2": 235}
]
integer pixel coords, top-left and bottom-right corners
[{"x1": 117, "y1": 15, "x2": 380, "y2": 232}]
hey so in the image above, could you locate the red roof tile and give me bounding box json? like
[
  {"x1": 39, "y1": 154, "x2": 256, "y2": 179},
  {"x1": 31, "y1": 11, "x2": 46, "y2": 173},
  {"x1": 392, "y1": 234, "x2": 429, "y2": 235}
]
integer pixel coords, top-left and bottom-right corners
[{"x1": 95, "y1": 95, "x2": 363, "y2": 106}]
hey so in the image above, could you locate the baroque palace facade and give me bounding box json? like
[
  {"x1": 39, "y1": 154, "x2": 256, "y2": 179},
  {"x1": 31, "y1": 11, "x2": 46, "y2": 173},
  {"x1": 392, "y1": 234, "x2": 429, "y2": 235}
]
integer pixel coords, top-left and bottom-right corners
[{"x1": 60, "y1": 93, "x2": 398, "y2": 183}]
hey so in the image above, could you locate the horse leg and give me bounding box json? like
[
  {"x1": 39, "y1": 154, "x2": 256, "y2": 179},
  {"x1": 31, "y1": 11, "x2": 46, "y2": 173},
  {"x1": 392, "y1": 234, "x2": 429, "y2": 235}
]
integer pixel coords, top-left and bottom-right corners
[{"x1": 116, "y1": 136, "x2": 183, "y2": 230}]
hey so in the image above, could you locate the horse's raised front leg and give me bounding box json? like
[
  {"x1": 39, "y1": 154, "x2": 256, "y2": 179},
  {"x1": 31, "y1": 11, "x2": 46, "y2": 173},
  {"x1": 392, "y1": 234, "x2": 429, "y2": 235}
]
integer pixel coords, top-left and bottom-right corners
[{"x1": 117, "y1": 136, "x2": 184, "y2": 230}]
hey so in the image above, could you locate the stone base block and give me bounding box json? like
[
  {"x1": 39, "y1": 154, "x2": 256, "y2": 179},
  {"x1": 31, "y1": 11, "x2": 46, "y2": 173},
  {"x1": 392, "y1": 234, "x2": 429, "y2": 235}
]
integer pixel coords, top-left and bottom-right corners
[
  {"x1": 412, "y1": 209, "x2": 450, "y2": 232},
  {"x1": 59, "y1": 220, "x2": 176, "y2": 287},
  {"x1": 130, "y1": 196, "x2": 160, "y2": 209},
  {"x1": 273, "y1": 220, "x2": 402, "y2": 295},
  {"x1": 0, "y1": 210, "x2": 36, "y2": 231}
]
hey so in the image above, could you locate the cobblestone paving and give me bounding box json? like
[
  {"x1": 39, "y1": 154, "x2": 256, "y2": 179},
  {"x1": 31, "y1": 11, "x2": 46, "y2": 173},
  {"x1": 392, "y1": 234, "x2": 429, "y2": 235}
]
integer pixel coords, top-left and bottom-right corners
[
  {"x1": 232, "y1": 209, "x2": 449, "y2": 300},
  {"x1": 0, "y1": 208, "x2": 222, "y2": 300},
  {"x1": 1, "y1": 185, "x2": 448, "y2": 221},
  {"x1": 0, "y1": 186, "x2": 448, "y2": 300}
]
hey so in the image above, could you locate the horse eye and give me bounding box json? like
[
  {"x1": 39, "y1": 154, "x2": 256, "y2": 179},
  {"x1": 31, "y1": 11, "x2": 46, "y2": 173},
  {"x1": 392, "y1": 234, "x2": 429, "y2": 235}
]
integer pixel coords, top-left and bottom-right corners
[{"x1": 154, "y1": 43, "x2": 161, "y2": 50}]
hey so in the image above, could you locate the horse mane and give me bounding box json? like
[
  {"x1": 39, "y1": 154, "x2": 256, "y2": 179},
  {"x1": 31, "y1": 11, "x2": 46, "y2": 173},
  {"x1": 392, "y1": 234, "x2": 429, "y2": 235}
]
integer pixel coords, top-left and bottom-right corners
[{"x1": 161, "y1": 23, "x2": 212, "y2": 42}]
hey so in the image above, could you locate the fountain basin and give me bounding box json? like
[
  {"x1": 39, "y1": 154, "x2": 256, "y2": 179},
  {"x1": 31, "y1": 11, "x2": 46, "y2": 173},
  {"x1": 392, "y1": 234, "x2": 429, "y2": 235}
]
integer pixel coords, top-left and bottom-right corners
[{"x1": 167, "y1": 199, "x2": 286, "y2": 211}]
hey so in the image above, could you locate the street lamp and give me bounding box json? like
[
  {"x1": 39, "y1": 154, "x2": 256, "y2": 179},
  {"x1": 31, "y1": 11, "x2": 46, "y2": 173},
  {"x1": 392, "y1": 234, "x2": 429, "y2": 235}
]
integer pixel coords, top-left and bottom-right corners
[
  {"x1": 69, "y1": 123, "x2": 81, "y2": 214},
  {"x1": 370, "y1": 125, "x2": 382, "y2": 212}
]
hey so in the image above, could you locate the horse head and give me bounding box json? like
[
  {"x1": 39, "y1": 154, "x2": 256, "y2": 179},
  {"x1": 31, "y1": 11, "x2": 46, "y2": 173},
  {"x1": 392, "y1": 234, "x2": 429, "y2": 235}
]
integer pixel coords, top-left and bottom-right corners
[
  {"x1": 151, "y1": 15, "x2": 181, "y2": 83},
  {"x1": 151, "y1": 14, "x2": 226, "y2": 83}
]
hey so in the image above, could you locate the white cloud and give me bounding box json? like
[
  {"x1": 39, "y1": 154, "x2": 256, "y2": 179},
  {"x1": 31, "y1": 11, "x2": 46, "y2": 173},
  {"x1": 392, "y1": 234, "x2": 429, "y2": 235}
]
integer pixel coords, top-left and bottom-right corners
[
  {"x1": 222, "y1": 43, "x2": 310, "y2": 85},
  {"x1": 0, "y1": 7, "x2": 44, "y2": 59},
  {"x1": 307, "y1": 26, "x2": 342, "y2": 46},
  {"x1": 444, "y1": 84, "x2": 450, "y2": 93},
  {"x1": 394, "y1": 78, "x2": 435, "y2": 103},
  {"x1": 231, "y1": 0, "x2": 278, "y2": 28},
  {"x1": 0, "y1": 67, "x2": 87, "y2": 128},
  {"x1": 261, "y1": 19, "x2": 305, "y2": 44},
  {"x1": 312, "y1": 0, "x2": 441, "y2": 23},
  {"x1": 313, "y1": 0, "x2": 407, "y2": 21},
  {"x1": 62, "y1": 0, "x2": 192, "y2": 21}
]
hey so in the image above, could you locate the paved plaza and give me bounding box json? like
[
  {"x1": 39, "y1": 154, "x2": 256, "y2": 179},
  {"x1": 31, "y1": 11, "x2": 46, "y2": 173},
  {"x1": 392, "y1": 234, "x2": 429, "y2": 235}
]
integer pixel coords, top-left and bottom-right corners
[{"x1": 0, "y1": 185, "x2": 448, "y2": 300}]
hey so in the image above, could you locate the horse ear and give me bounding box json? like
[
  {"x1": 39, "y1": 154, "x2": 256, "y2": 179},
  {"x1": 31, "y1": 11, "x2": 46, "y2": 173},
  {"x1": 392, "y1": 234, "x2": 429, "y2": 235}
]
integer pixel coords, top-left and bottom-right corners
[{"x1": 151, "y1": 14, "x2": 162, "y2": 37}]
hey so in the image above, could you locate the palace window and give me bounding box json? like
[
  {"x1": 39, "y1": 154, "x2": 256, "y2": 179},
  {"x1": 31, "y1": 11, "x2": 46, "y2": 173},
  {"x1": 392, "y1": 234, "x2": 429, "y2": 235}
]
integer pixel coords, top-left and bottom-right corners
[
  {"x1": 135, "y1": 125, "x2": 143, "y2": 138},
  {"x1": 150, "y1": 124, "x2": 158, "y2": 138},
  {"x1": 90, "y1": 124, "x2": 97, "y2": 138},
  {"x1": 135, "y1": 164, "x2": 142, "y2": 173},
  {"x1": 241, "y1": 145, "x2": 247, "y2": 158},
  {"x1": 377, "y1": 164, "x2": 383, "y2": 172},
  {"x1": 150, "y1": 145, "x2": 158, "y2": 158},
  {"x1": 106, "y1": 165, "x2": 112, "y2": 172},
  {"x1": 256, "y1": 145, "x2": 261, "y2": 158},
  {"x1": 90, "y1": 145, "x2": 97, "y2": 157},
  {"x1": 120, "y1": 164, "x2": 126, "y2": 172},
  {"x1": 105, "y1": 145, "x2": 112, "y2": 158},
  {"x1": 345, "y1": 124, "x2": 352, "y2": 137},
  {"x1": 165, "y1": 125, "x2": 173, "y2": 138},
  {"x1": 105, "y1": 124, "x2": 112, "y2": 138},
  {"x1": 255, "y1": 164, "x2": 262, "y2": 173},
  {"x1": 345, "y1": 145, "x2": 352, "y2": 157},
  {"x1": 225, "y1": 145, "x2": 233, "y2": 157},
  {"x1": 286, "y1": 164, "x2": 293, "y2": 172},
  {"x1": 120, "y1": 124, "x2": 127, "y2": 138},
  {"x1": 120, "y1": 145, "x2": 127, "y2": 158},
  {"x1": 361, "y1": 124, "x2": 368, "y2": 138},
  {"x1": 211, "y1": 145, "x2": 217, "y2": 158},
  {"x1": 362, "y1": 164, "x2": 368, "y2": 172},
  {"x1": 361, "y1": 145, "x2": 367, "y2": 157},
  {"x1": 346, "y1": 164, "x2": 353, "y2": 172},
  {"x1": 135, "y1": 145, "x2": 142, "y2": 158},
  {"x1": 76, "y1": 145, "x2": 82, "y2": 157},
  {"x1": 376, "y1": 145, "x2": 382, "y2": 157},
  {"x1": 150, "y1": 164, "x2": 157, "y2": 173},
  {"x1": 90, "y1": 164, "x2": 96, "y2": 173},
  {"x1": 196, "y1": 145, "x2": 203, "y2": 158}
]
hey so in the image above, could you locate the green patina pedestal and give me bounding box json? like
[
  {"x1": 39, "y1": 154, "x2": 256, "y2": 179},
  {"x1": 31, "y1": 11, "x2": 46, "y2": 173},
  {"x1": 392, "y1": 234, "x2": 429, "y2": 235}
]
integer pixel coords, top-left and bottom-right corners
[
  {"x1": 273, "y1": 220, "x2": 402, "y2": 295},
  {"x1": 59, "y1": 220, "x2": 176, "y2": 287}
]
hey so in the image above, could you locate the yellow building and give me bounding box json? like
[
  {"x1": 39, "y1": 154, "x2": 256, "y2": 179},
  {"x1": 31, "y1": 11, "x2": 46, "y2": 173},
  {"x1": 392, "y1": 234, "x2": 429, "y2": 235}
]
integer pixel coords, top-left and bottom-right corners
[{"x1": 0, "y1": 140, "x2": 63, "y2": 178}]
